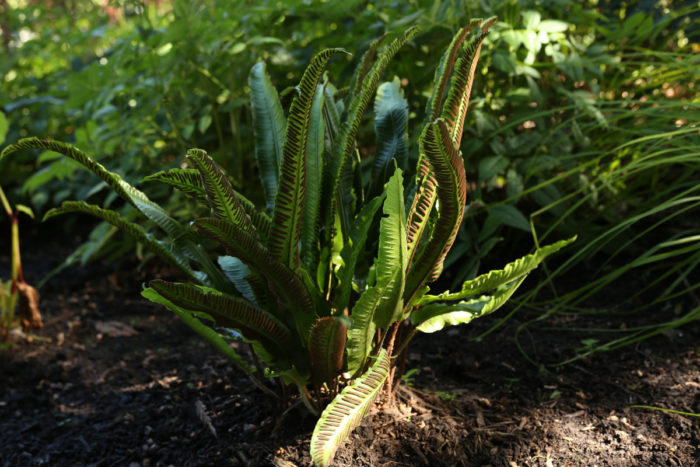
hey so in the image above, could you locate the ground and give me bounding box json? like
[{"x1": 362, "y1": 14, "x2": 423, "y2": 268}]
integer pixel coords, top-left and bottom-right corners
[{"x1": 1, "y1": 227, "x2": 698, "y2": 466}]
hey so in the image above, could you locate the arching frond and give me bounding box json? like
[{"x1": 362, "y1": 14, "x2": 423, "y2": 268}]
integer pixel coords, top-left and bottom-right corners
[{"x1": 310, "y1": 349, "x2": 390, "y2": 467}]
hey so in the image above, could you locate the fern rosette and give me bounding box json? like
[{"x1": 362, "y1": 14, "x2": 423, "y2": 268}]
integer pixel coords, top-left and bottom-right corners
[{"x1": 1, "y1": 18, "x2": 574, "y2": 466}]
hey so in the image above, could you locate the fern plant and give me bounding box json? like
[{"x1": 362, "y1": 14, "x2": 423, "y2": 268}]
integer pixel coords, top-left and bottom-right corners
[{"x1": 1, "y1": 19, "x2": 573, "y2": 466}]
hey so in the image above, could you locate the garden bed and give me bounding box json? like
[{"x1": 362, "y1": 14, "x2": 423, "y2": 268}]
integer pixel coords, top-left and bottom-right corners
[{"x1": 1, "y1": 227, "x2": 698, "y2": 466}]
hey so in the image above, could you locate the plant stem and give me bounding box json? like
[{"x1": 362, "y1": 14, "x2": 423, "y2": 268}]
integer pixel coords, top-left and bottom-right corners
[
  {"x1": 297, "y1": 383, "x2": 319, "y2": 416},
  {"x1": 382, "y1": 322, "x2": 401, "y2": 403}
]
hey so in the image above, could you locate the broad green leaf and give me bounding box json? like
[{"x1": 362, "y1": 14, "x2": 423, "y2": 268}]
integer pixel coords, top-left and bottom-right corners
[
  {"x1": 487, "y1": 204, "x2": 530, "y2": 232},
  {"x1": 308, "y1": 316, "x2": 347, "y2": 387},
  {"x1": 249, "y1": 61, "x2": 286, "y2": 212},
  {"x1": 412, "y1": 277, "x2": 526, "y2": 333},
  {"x1": 522, "y1": 10, "x2": 541, "y2": 30},
  {"x1": 419, "y1": 237, "x2": 576, "y2": 305},
  {"x1": 478, "y1": 155, "x2": 509, "y2": 181},
  {"x1": 301, "y1": 84, "x2": 326, "y2": 272},
  {"x1": 372, "y1": 168, "x2": 407, "y2": 330},
  {"x1": 310, "y1": 349, "x2": 390, "y2": 467},
  {"x1": 269, "y1": 48, "x2": 346, "y2": 271},
  {"x1": 537, "y1": 19, "x2": 568, "y2": 33},
  {"x1": 335, "y1": 193, "x2": 385, "y2": 314},
  {"x1": 347, "y1": 169, "x2": 406, "y2": 374},
  {"x1": 367, "y1": 78, "x2": 409, "y2": 200},
  {"x1": 218, "y1": 255, "x2": 257, "y2": 304}
]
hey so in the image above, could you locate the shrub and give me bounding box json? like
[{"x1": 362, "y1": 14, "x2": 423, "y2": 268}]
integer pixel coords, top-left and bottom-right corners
[{"x1": 1, "y1": 19, "x2": 572, "y2": 465}]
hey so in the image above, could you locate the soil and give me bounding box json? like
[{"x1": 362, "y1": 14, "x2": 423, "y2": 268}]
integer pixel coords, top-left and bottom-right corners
[{"x1": 1, "y1": 225, "x2": 698, "y2": 467}]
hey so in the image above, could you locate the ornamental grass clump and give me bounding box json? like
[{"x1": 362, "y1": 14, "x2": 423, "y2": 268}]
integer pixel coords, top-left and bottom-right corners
[{"x1": 1, "y1": 18, "x2": 572, "y2": 466}]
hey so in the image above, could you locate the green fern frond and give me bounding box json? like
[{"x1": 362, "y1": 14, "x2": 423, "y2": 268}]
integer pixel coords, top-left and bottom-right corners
[
  {"x1": 44, "y1": 201, "x2": 199, "y2": 282},
  {"x1": 309, "y1": 316, "x2": 347, "y2": 387},
  {"x1": 329, "y1": 27, "x2": 419, "y2": 239},
  {"x1": 142, "y1": 168, "x2": 206, "y2": 201},
  {"x1": 440, "y1": 17, "x2": 496, "y2": 145},
  {"x1": 186, "y1": 148, "x2": 257, "y2": 237},
  {"x1": 310, "y1": 349, "x2": 390, "y2": 467},
  {"x1": 1, "y1": 137, "x2": 229, "y2": 290},
  {"x1": 195, "y1": 217, "x2": 317, "y2": 342},
  {"x1": 404, "y1": 119, "x2": 466, "y2": 306},
  {"x1": 249, "y1": 61, "x2": 287, "y2": 212},
  {"x1": 347, "y1": 169, "x2": 406, "y2": 375},
  {"x1": 149, "y1": 279, "x2": 296, "y2": 357},
  {"x1": 269, "y1": 48, "x2": 347, "y2": 271},
  {"x1": 301, "y1": 84, "x2": 326, "y2": 273},
  {"x1": 420, "y1": 237, "x2": 576, "y2": 305}
]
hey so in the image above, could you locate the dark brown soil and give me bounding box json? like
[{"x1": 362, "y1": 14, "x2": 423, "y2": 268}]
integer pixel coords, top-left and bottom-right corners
[{"x1": 1, "y1": 227, "x2": 698, "y2": 466}]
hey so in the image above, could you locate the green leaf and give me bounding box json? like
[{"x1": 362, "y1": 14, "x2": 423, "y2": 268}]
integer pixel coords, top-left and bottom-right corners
[
  {"x1": 412, "y1": 277, "x2": 527, "y2": 333},
  {"x1": 15, "y1": 204, "x2": 34, "y2": 219},
  {"x1": 310, "y1": 349, "x2": 390, "y2": 467},
  {"x1": 441, "y1": 17, "x2": 496, "y2": 145},
  {"x1": 478, "y1": 155, "x2": 509, "y2": 181},
  {"x1": 329, "y1": 27, "x2": 419, "y2": 240},
  {"x1": 142, "y1": 286, "x2": 256, "y2": 373},
  {"x1": 404, "y1": 120, "x2": 466, "y2": 305},
  {"x1": 419, "y1": 237, "x2": 576, "y2": 305},
  {"x1": 301, "y1": 84, "x2": 326, "y2": 273},
  {"x1": 372, "y1": 168, "x2": 407, "y2": 330},
  {"x1": 142, "y1": 168, "x2": 206, "y2": 200},
  {"x1": 347, "y1": 169, "x2": 406, "y2": 374},
  {"x1": 218, "y1": 255, "x2": 257, "y2": 304},
  {"x1": 43, "y1": 201, "x2": 200, "y2": 283},
  {"x1": 0, "y1": 111, "x2": 8, "y2": 146},
  {"x1": 198, "y1": 114, "x2": 212, "y2": 134},
  {"x1": 269, "y1": 48, "x2": 346, "y2": 271},
  {"x1": 407, "y1": 19, "x2": 492, "y2": 275},
  {"x1": 195, "y1": 217, "x2": 317, "y2": 342},
  {"x1": 335, "y1": 193, "x2": 385, "y2": 314},
  {"x1": 537, "y1": 19, "x2": 569, "y2": 33},
  {"x1": 522, "y1": 10, "x2": 541, "y2": 30},
  {"x1": 492, "y1": 51, "x2": 517, "y2": 75},
  {"x1": 143, "y1": 168, "x2": 272, "y2": 241},
  {"x1": 149, "y1": 279, "x2": 296, "y2": 358},
  {"x1": 487, "y1": 204, "x2": 531, "y2": 232},
  {"x1": 249, "y1": 61, "x2": 287, "y2": 212},
  {"x1": 368, "y1": 78, "x2": 409, "y2": 200},
  {"x1": 1, "y1": 138, "x2": 229, "y2": 290},
  {"x1": 308, "y1": 316, "x2": 347, "y2": 387},
  {"x1": 425, "y1": 19, "x2": 480, "y2": 122},
  {"x1": 186, "y1": 148, "x2": 257, "y2": 237}
]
